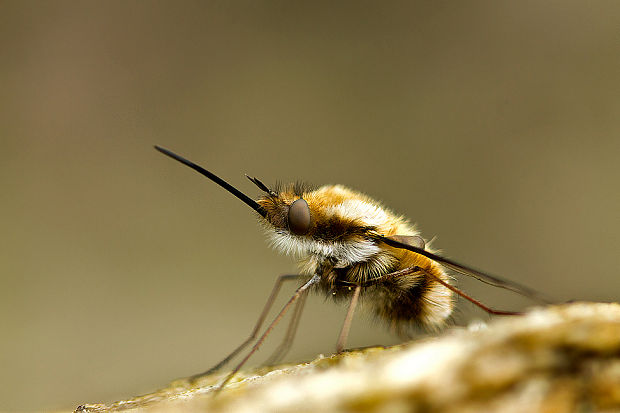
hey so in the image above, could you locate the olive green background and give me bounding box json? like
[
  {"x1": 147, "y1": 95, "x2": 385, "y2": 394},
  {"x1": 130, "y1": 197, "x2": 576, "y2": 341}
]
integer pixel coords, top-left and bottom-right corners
[{"x1": 2, "y1": 2, "x2": 619, "y2": 411}]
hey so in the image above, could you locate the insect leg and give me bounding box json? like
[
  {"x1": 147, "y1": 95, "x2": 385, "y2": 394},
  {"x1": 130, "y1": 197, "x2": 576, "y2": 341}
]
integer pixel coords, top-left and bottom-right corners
[
  {"x1": 335, "y1": 267, "x2": 419, "y2": 288},
  {"x1": 264, "y1": 289, "x2": 308, "y2": 366},
  {"x1": 421, "y1": 269, "x2": 522, "y2": 316},
  {"x1": 335, "y1": 284, "x2": 362, "y2": 353},
  {"x1": 190, "y1": 274, "x2": 306, "y2": 382},
  {"x1": 337, "y1": 267, "x2": 522, "y2": 315},
  {"x1": 216, "y1": 274, "x2": 320, "y2": 392}
]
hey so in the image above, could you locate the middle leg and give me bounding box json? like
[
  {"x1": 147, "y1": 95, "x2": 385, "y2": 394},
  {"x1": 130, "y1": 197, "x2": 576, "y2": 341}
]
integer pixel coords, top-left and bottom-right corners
[{"x1": 335, "y1": 284, "x2": 362, "y2": 353}]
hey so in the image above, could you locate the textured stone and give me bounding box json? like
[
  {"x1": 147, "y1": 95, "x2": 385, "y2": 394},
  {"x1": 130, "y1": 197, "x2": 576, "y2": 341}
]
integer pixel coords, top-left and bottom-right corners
[{"x1": 75, "y1": 302, "x2": 620, "y2": 413}]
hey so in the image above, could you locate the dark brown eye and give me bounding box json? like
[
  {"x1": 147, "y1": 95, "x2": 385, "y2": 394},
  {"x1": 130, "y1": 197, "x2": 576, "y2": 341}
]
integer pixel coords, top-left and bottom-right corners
[{"x1": 288, "y1": 198, "x2": 311, "y2": 235}]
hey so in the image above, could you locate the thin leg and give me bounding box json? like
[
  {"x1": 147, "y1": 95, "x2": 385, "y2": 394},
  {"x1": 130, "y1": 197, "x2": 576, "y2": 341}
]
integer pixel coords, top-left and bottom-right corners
[
  {"x1": 336, "y1": 266, "x2": 521, "y2": 316},
  {"x1": 335, "y1": 284, "x2": 361, "y2": 353},
  {"x1": 191, "y1": 274, "x2": 306, "y2": 382},
  {"x1": 336, "y1": 266, "x2": 419, "y2": 288},
  {"x1": 264, "y1": 289, "x2": 308, "y2": 366},
  {"x1": 422, "y1": 269, "x2": 522, "y2": 316},
  {"x1": 216, "y1": 274, "x2": 320, "y2": 392}
]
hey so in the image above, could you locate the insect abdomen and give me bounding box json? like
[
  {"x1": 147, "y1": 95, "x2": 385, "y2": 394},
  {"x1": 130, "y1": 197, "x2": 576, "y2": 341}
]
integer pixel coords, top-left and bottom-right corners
[{"x1": 371, "y1": 253, "x2": 454, "y2": 334}]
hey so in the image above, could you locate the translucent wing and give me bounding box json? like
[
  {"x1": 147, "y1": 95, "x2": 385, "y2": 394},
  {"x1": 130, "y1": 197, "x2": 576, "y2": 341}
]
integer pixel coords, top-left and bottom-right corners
[{"x1": 375, "y1": 234, "x2": 551, "y2": 304}]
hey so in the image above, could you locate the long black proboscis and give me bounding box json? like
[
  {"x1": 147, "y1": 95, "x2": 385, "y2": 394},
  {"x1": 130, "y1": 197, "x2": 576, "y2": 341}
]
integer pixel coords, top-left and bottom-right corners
[
  {"x1": 154, "y1": 146, "x2": 267, "y2": 218},
  {"x1": 376, "y1": 234, "x2": 551, "y2": 304}
]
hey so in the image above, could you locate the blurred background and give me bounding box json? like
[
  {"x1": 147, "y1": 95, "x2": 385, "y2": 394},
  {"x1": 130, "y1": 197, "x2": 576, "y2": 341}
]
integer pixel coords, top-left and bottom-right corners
[{"x1": 1, "y1": 1, "x2": 619, "y2": 411}]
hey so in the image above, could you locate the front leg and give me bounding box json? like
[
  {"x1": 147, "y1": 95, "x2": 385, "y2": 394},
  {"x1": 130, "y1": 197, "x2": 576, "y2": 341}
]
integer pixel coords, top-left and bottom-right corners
[{"x1": 191, "y1": 274, "x2": 307, "y2": 382}]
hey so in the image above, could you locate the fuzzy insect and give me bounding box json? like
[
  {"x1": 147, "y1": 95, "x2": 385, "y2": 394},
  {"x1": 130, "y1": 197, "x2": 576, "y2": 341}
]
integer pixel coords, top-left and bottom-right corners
[{"x1": 154, "y1": 146, "x2": 548, "y2": 390}]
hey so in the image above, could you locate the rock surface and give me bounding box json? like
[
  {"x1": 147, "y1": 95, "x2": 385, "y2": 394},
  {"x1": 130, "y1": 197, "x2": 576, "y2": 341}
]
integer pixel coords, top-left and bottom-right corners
[{"x1": 75, "y1": 302, "x2": 620, "y2": 413}]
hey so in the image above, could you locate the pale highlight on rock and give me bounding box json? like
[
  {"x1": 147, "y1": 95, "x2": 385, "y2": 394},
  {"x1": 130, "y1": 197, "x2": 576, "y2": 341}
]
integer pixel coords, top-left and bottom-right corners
[{"x1": 75, "y1": 302, "x2": 620, "y2": 413}]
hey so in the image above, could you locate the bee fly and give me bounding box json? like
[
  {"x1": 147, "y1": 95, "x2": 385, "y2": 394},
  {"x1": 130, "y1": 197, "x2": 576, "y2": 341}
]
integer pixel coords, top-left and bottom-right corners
[{"x1": 154, "y1": 146, "x2": 549, "y2": 390}]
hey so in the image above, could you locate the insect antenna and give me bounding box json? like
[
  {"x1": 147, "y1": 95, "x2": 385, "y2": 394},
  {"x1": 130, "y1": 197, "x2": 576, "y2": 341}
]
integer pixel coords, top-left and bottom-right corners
[
  {"x1": 375, "y1": 234, "x2": 552, "y2": 304},
  {"x1": 245, "y1": 174, "x2": 277, "y2": 197}
]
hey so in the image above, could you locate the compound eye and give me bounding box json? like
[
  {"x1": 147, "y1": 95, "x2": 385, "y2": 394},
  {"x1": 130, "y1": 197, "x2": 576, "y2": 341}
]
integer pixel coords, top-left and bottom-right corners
[{"x1": 288, "y1": 198, "x2": 311, "y2": 235}]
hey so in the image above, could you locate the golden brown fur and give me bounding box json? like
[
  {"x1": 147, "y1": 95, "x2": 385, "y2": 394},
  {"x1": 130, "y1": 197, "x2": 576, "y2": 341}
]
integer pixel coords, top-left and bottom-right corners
[{"x1": 258, "y1": 184, "x2": 454, "y2": 333}]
